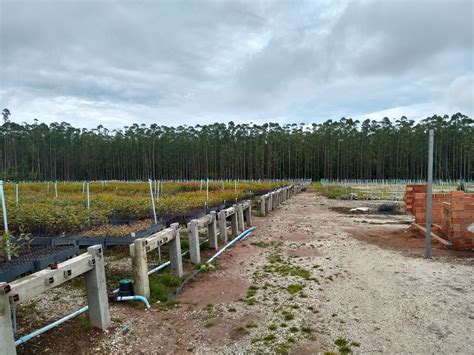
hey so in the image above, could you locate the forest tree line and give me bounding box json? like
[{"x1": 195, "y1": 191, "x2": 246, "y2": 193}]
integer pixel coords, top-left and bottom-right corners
[{"x1": 1, "y1": 111, "x2": 473, "y2": 181}]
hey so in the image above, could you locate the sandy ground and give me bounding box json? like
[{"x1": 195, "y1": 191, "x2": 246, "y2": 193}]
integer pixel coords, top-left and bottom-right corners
[{"x1": 16, "y1": 191, "x2": 474, "y2": 354}]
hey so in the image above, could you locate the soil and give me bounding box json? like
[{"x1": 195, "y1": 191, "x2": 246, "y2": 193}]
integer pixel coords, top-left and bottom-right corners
[{"x1": 15, "y1": 191, "x2": 474, "y2": 354}]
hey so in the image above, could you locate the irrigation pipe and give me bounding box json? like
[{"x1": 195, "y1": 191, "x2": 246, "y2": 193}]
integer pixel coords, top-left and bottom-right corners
[
  {"x1": 15, "y1": 306, "x2": 89, "y2": 346},
  {"x1": 172, "y1": 226, "x2": 256, "y2": 299},
  {"x1": 117, "y1": 295, "x2": 150, "y2": 308}
]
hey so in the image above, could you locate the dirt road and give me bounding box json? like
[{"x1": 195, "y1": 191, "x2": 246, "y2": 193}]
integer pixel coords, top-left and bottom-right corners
[{"x1": 18, "y1": 191, "x2": 474, "y2": 354}]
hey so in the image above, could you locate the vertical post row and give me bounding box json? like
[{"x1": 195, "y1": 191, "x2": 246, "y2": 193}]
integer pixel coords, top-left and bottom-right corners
[
  {"x1": 85, "y1": 246, "x2": 111, "y2": 330},
  {"x1": 188, "y1": 219, "x2": 200, "y2": 264},
  {"x1": 230, "y1": 205, "x2": 238, "y2": 236},
  {"x1": 169, "y1": 223, "x2": 183, "y2": 278},
  {"x1": 208, "y1": 211, "x2": 218, "y2": 249},
  {"x1": 0, "y1": 283, "x2": 15, "y2": 355},
  {"x1": 133, "y1": 238, "x2": 149, "y2": 298},
  {"x1": 218, "y1": 210, "x2": 228, "y2": 243}
]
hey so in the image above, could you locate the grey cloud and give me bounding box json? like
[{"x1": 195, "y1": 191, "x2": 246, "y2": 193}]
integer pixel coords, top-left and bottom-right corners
[{"x1": 0, "y1": 0, "x2": 472, "y2": 128}]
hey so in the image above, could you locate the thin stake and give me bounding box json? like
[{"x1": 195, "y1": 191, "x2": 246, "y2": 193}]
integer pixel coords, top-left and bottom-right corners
[
  {"x1": 54, "y1": 180, "x2": 58, "y2": 198},
  {"x1": 425, "y1": 129, "x2": 434, "y2": 259},
  {"x1": 0, "y1": 180, "x2": 11, "y2": 260},
  {"x1": 86, "y1": 182, "x2": 90, "y2": 209},
  {"x1": 15, "y1": 183, "x2": 19, "y2": 206},
  {"x1": 148, "y1": 179, "x2": 158, "y2": 224},
  {"x1": 206, "y1": 178, "x2": 209, "y2": 206}
]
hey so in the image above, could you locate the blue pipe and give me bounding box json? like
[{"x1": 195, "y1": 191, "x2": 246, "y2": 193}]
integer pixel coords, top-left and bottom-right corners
[
  {"x1": 207, "y1": 227, "x2": 256, "y2": 264},
  {"x1": 117, "y1": 295, "x2": 150, "y2": 309},
  {"x1": 15, "y1": 306, "x2": 89, "y2": 346}
]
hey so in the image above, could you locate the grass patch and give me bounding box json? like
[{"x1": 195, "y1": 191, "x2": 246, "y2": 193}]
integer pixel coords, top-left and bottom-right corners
[
  {"x1": 287, "y1": 284, "x2": 305, "y2": 294},
  {"x1": 251, "y1": 241, "x2": 272, "y2": 248},
  {"x1": 282, "y1": 310, "x2": 294, "y2": 321},
  {"x1": 335, "y1": 337, "x2": 354, "y2": 355},
  {"x1": 149, "y1": 271, "x2": 181, "y2": 304}
]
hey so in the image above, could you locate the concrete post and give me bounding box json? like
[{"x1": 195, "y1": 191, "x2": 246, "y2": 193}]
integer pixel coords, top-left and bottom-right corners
[
  {"x1": 169, "y1": 223, "x2": 183, "y2": 278},
  {"x1": 0, "y1": 283, "x2": 15, "y2": 355},
  {"x1": 260, "y1": 197, "x2": 266, "y2": 216},
  {"x1": 218, "y1": 210, "x2": 228, "y2": 243},
  {"x1": 133, "y1": 238, "x2": 149, "y2": 298},
  {"x1": 85, "y1": 246, "x2": 111, "y2": 330},
  {"x1": 208, "y1": 212, "x2": 218, "y2": 249},
  {"x1": 230, "y1": 205, "x2": 238, "y2": 236},
  {"x1": 237, "y1": 204, "x2": 245, "y2": 232},
  {"x1": 244, "y1": 203, "x2": 252, "y2": 227},
  {"x1": 188, "y1": 219, "x2": 200, "y2": 264}
]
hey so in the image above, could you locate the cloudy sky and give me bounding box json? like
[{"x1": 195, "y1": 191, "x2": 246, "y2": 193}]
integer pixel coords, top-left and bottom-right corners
[{"x1": 1, "y1": 0, "x2": 473, "y2": 129}]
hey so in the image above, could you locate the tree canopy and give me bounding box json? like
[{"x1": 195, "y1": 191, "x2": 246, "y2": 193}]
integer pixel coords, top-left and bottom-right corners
[{"x1": 1, "y1": 113, "x2": 472, "y2": 181}]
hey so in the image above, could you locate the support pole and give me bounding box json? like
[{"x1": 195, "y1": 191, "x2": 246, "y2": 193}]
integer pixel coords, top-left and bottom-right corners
[
  {"x1": 237, "y1": 204, "x2": 245, "y2": 233},
  {"x1": 86, "y1": 182, "x2": 90, "y2": 209},
  {"x1": 0, "y1": 180, "x2": 10, "y2": 260},
  {"x1": 148, "y1": 179, "x2": 158, "y2": 224},
  {"x1": 169, "y1": 223, "x2": 183, "y2": 277},
  {"x1": 244, "y1": 202, "x2": 252, "y2": 227},
  {"x1": 84, "y1": 246, "x2": 111, "y2": 330},
  {"x1": 0, "y1": 282, "x2": 15, "y2": 355},
  {"x1": 54, "y1": 180, "x2": 58, "y2": 198},
  {"x1": 133, "y1": 238, "x2": 149, "y2": 298},
  {"x1": 15, "y1": 184, "x2": 19, "y2": 206},
  {"x1": 208, "y1": 211, "x2": 218, "y2": 249},
  {"x1": 260, "y1": 197, "x2": 266, "y2": 216},
  {"x1": 230, "y1": 206, "x2": 238, "y2": 236},
  {"x1": 425, "y1": 129, "x2": 434, "y2": 259},
  {"x1": 188, "y1": 219, "x2": 200, "y2": 264},
  {"x1": 218, "y1": 210, "x2": 227, "y2": 243}
]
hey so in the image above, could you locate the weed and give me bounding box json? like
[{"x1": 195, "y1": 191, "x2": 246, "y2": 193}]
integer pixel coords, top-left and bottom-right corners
[{"x1": 335, "y1": 337, "x2": 354, "y2": 355}]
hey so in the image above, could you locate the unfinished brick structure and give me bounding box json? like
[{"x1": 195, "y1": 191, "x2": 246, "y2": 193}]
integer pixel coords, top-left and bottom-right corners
[{"x1": 404, "y1": 185, "x2": 474, "y2": 250}]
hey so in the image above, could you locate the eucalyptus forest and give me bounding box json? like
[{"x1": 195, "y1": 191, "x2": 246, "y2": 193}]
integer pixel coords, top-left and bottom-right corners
[{"x1": 1, "y1": 111, "x2": 472, "y2": 181}]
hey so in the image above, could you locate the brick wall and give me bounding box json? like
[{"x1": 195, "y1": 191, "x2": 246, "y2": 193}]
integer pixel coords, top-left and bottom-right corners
[{"x1": 404, "y1": 185, "x2": 474, "y2": 251}]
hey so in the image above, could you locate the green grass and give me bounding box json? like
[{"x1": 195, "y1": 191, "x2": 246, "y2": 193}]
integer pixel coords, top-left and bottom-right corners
[
  {"x1": 149, "y1": 271, "x2": 181, "y2": 304},
  {"x1": 287, "y1": 284, "x2": 305, "y2": 294}
]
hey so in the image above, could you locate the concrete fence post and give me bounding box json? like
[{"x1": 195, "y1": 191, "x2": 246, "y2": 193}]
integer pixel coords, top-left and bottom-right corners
[
  {"x1": 244, "y1": 202, "x2": 252, "y2": 227},
  {"x1": 188, "y1": 219, "x2": 200, "y2": 264},
  {"x1": 218, "y1": 210, "x2": 228, "y2": 243},
  {"x1": 230, "y1": 205, "x2": 238, "y2": 236},
  {"x1": 0, "y1": 282, "x2": 15, "y2": 355},
  {"x1": 85, "y1": 246, "x2": 111, "y2": 330},
  {"x1": 169, "y1": 223, "x2": 183, "y2": 278},
  {"x1": 237, "y1": 204, "x2": 245, "y2": 232},
  {"x1": 260, "y1": 197, "x2": 266, "y2": 216},
  {"x1": 208, "y1": 212, "x2": 218, "y2": 249},
  {"x1": 133, "y1": 238, "x2": 149, "y2": 298}
]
